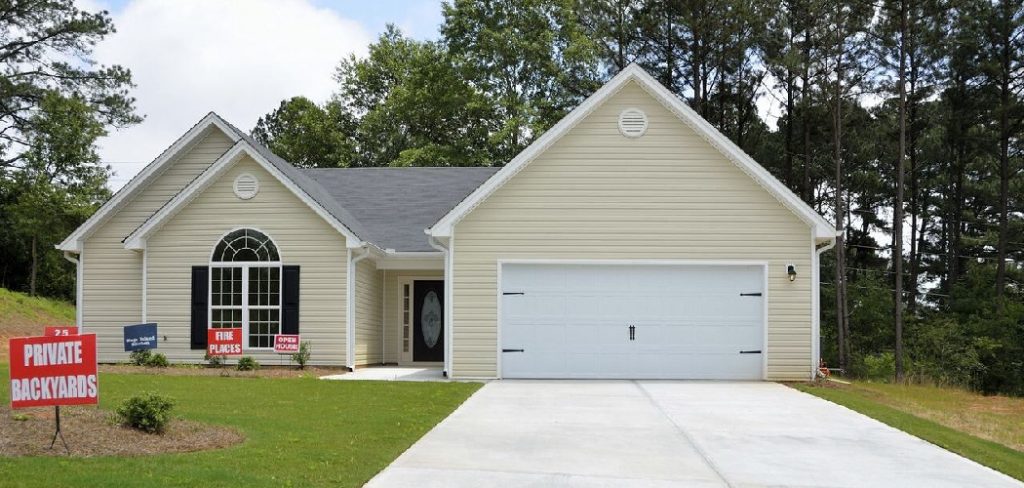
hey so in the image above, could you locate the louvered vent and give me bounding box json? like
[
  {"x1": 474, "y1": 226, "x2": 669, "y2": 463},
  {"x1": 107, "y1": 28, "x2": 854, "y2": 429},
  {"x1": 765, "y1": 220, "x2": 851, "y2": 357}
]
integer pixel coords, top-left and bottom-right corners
[
  {"x1": 618, "y1": 108, "x2": 648, "y2": 138},
  {"x1": 233, "y1": 173, "x2": 259, "y2": 200}
]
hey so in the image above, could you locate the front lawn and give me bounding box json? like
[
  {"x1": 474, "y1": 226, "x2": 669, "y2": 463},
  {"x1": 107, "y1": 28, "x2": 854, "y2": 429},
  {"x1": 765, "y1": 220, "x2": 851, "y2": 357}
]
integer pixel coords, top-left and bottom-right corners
[
  {"x1": 0, "y1": 365, "x2": 480, "y2": 487},
  {"x1": 794, "y1": 381, "x2": 1024, "y2": 481}
]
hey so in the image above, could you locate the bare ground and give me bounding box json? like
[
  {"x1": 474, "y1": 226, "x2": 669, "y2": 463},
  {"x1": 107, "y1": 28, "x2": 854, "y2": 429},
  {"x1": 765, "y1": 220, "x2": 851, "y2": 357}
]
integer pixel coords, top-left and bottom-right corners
[{"x1": 1, "y1": 405, "x2": 244, "y2": 457}]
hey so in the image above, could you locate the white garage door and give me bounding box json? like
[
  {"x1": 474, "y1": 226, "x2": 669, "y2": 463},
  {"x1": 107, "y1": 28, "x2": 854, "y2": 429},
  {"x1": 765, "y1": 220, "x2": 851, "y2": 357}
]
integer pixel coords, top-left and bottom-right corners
[{"x1": 500, "y1": 263, "x2": 765, "y2": 379}]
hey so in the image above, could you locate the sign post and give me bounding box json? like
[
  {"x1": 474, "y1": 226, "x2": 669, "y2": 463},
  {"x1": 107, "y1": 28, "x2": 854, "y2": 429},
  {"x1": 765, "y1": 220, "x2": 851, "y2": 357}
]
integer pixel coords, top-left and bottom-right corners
[{"x1": 9, "y1": 333, "x2": 99, "y2": 453}]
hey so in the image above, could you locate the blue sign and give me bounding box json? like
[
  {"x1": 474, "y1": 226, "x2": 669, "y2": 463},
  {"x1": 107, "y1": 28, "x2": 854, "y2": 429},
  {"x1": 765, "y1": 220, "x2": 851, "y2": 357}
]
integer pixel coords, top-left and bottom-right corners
[{"x1": 123, "y1": 323, "x2": 158, "y2": 351}]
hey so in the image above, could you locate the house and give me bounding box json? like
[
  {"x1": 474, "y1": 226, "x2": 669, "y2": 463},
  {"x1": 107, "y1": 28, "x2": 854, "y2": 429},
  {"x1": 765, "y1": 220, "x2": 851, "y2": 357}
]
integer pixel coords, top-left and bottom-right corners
[{"x1": 58, "y1": 65, "x2": 837, "y2": 380}]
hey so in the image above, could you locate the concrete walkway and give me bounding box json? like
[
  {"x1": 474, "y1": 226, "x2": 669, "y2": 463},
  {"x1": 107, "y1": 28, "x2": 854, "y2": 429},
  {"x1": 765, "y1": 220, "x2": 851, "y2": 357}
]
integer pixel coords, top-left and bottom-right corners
[
  {"x1": 367, "y1": 380, "x2": 1022, "y2": 487},
  {"x1": 320, "y1": 367, "x2": 446, "y2": 382}
]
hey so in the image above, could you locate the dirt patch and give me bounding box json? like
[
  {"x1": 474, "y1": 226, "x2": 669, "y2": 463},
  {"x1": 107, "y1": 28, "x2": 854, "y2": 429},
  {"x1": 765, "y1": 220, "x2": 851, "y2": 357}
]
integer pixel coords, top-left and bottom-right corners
[
  {"x1": 1, "y1": 405, "x2": 244, "y2": 457},
  {"x1": 98, "y1": 364, "x2": 346, "y2": 378}
]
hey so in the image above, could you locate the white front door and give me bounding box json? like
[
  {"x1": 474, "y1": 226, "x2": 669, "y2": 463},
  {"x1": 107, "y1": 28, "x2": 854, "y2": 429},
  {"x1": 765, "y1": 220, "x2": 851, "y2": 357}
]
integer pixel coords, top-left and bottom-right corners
[{"x1": 500, "y1": 263, "x2": 765, "y2": 379}]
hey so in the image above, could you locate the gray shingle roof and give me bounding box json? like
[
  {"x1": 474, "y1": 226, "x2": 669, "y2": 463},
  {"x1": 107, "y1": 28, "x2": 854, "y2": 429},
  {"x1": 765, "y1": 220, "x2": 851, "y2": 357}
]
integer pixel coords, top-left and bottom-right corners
[
  {"x1": 303, "y1": 167, "x2": 499, "y2": 251},
  {"x1": 216, "y1": 118, "x2": 375, "y2": 242},
  {"x1": 217, "y1": 114, "x2": 499, "y2": 251}
]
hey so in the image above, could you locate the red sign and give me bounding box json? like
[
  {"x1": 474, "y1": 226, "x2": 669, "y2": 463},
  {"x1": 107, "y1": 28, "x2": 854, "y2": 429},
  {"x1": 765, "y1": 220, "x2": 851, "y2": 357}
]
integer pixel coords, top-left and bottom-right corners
[
  {"x1": 9, "y1": 334, "x2": 98, "y2": 409},
  {"x1": 274, "y1": 334, "x2": 300, "y2": 353},
  {"x1": 44, "y1": 326, "x2": 77, "y2": 337},
  {"x1": 207, "y1": 328, "x2": 243, "y2": 356}
]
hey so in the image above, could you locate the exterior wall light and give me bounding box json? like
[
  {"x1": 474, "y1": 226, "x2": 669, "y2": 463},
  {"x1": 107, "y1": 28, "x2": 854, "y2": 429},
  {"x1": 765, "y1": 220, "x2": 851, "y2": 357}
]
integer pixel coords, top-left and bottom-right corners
[{"x1": 787, "y1": 264, "x2": 797, "y2": 282}]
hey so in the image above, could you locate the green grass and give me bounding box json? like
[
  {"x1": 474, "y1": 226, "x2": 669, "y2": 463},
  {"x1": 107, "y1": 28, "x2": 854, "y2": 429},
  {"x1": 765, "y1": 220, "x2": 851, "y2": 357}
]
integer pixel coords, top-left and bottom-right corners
[
  {"x1": 0, "y1": 365, "x2": 481, "y2": 487},
  {"x1": 0, "y1": 288, "x2": 76, "y2": 328},
  {"x1": 794, "y1": 382, "x2": 1024, "y2": 481}
]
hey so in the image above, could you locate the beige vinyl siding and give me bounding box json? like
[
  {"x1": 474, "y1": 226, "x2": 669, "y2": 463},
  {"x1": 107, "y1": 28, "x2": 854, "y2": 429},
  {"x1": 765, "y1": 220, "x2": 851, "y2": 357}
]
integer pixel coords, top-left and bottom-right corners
[
  {"x1": 354, "y1": 259, "x2": 383, "y2": 366},
  {"x1": 146, "y1": 156, "x2": 349, "y2": 366},
  {"x1": 82, "y1": 129, "x2": 234, "y2": 362},
  {"x1": 451, "y1": 81, "x2": 813, "y2": 380},
  {"x1": 382, "y1": 270, "x2": 444, "y2": 364}
]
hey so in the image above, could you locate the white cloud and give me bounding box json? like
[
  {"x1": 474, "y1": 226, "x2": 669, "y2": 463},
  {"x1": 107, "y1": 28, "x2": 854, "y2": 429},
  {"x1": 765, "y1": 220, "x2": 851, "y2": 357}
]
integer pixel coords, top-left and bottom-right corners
[{"x1": 85, "y1": 0, "x2": 371, "y2": 189}]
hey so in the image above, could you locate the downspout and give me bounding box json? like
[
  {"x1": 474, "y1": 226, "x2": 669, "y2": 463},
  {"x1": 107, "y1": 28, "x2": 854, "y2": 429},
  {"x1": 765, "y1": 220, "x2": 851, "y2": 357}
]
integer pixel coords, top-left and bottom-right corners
[
  {"x1": 62, "y1": 251, "x2": 83, "y2": 330},
  {"x1": 346, "y1": 245, "x2": 371, "y2": 371},
  {"x1": 812, "y1": 237, "x2": 837, "y2": 379},
  {"x1": 427, "y1": 235, "x2": 451, "y2": 377}
]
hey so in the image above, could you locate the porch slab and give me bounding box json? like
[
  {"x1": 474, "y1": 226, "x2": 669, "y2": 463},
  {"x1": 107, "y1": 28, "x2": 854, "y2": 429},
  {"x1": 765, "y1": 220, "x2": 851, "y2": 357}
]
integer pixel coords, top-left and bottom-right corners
[{"x1": 320, "y1": 366, "x2": 447, "y2": 382}]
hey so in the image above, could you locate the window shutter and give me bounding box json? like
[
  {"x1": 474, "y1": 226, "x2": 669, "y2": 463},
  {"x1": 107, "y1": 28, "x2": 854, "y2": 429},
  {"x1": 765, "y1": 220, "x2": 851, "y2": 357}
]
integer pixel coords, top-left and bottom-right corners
[
  {"x1": 282, "y1": 265, "x2": 300, "y2": 335},
  {"x1": 190, "y1": 266, "x2": 209, "y2": 350}
]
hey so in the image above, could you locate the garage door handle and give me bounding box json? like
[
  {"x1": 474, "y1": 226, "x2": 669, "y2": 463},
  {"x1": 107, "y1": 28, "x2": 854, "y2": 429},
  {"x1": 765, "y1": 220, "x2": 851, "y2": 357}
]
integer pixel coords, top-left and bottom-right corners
[
  {"x1": 739, "y1": 350, "x2": 762, "y2": 354},
  {"x1": 502, "y1": 348, "x2": 525, "y2": 353},
  {"x1": 740, "y1": 292, "x2": 762, "y2": 297}
]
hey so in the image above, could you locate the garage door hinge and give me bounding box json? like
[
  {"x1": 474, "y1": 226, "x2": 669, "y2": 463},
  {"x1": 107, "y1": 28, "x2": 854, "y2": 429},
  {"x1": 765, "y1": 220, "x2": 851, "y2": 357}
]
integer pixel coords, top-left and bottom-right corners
[
  {"x1": 502, "y1": 292, "x2": 525, "y2": 296},
  {"x1": 740, "y1": 292, "x2": 762, "y2": 297}
]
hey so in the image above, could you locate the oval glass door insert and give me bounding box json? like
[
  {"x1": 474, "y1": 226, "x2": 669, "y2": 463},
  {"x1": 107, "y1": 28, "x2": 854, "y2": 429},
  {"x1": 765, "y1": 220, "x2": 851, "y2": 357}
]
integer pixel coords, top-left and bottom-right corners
[{"x1": 421, "y1": 291, "x2": 442, "y2": 348}]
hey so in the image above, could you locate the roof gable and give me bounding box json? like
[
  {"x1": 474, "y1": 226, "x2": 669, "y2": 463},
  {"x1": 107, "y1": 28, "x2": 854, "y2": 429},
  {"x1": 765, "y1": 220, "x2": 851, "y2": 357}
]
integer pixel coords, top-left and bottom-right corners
[
  {"x1": 123, "y1": 140, "x2": 367, "y2": 250},
  {"x1": 58, "y1": 113, "x2": 241, "y2": 252},
  {"x1": 427, "y1": 64, "x2": 838, "y2": 242}
]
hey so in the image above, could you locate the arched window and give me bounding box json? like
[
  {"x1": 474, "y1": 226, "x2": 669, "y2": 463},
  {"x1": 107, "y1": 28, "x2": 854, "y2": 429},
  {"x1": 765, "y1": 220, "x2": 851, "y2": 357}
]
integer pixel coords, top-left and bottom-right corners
[
  {"x1": 212, "y1": 228, "x2": 279, "y2": 262},
  {"x1": 209, "y1": 228, "x2": 281, "y2": 349}
]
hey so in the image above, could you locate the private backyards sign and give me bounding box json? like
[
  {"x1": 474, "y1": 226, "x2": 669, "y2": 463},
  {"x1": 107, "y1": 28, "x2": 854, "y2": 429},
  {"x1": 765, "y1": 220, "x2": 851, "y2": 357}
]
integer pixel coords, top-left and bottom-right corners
[{"x1": 9, "y1": 334, "x2": 99, "y2": 408}]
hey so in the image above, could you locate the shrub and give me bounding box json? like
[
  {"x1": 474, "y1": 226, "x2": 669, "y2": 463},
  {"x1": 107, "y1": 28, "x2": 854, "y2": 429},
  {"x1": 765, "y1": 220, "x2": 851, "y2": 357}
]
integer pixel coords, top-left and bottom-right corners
[
  {"x1": 128, "y1": 349, "x2": 152, "y2": 366},
  {"x1": 145, "y1": 352, "x2": 169, "y2": 368},
  {"x1": 115, "y1": 393, "x2": 175, "y2": 434},
  {"x1": 205, "y1": 352, "x2": 226, "y2": 367},
  {"x1": 291, "y1": 341, "x2": 312, "y2": 369},
  {"x1": 860, "y1": 352, "x2": 896, "y2": 382},
  {"x1": 236, "y1": 356, "x2": 260, "y2": 371}
]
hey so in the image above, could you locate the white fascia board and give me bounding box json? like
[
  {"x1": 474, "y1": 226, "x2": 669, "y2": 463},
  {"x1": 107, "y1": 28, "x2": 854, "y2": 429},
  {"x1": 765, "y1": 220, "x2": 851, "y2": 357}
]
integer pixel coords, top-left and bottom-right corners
[
  {"x1": 58, "y1": 113, "x2": 241, "y2": 252},
  {"x1": 123, "y1": 141, "x2": 366, "y2": 250},
  {"x1": 427, "y1": 64, "x2": 837, "y2": 240}
]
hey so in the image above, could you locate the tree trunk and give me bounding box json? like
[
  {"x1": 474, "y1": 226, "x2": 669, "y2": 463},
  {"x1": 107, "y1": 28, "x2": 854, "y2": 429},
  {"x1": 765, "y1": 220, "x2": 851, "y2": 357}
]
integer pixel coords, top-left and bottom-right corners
[
  {"x1": 995, "y1": 22, "x2": 1011, "y2": 298},
  {"x1": 893, "y1": 0, "x2": 908, "y2": 382},
  {"x1": 29, "y1": 234, "x2": 37, "y2": 297}
]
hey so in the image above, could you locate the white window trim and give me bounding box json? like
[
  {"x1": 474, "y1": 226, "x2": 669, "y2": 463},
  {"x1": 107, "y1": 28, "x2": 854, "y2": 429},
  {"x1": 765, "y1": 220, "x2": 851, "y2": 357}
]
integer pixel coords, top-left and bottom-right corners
[{"x1": 208, "y1": 261, "x2": 283, "y2": 352}]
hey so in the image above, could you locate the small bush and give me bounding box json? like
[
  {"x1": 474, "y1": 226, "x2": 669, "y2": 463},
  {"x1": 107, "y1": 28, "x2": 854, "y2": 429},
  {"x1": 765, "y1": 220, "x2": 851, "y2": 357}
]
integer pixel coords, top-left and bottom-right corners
[
  {"x1": 291, "y1": 341, "x2": 312, "y2": 369},
  {"x1": 145, "y1": 352, "x2": 169, "y2": 368},
  {"x1": 236, "y1": 356, "x2": 260, "y2": 371},
  {"x1": 860, "y1": 352, "x2": 896, "y2": 382},
  {"x1": 205, "y1": 352, "x2": 226, "y2": 367},
  {"x1": 115, "y1": 393, "x2": 175, "y2": 434},
  {"x1": 128, "y1": 349, "x2": 152, "y2": 366}
]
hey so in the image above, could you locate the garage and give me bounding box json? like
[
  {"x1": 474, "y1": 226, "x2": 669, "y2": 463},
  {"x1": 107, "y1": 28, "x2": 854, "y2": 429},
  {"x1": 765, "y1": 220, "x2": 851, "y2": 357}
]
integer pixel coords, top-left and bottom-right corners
[{"x1": 499, "y1": 262, "x2": 766, "y2": 379}]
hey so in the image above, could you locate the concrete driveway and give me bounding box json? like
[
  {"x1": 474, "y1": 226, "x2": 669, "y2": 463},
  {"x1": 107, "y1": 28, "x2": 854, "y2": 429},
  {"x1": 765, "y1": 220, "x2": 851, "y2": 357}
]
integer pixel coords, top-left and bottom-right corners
[{"x1": 367, "y1": 381, "x2": 1021, "y2": 487}]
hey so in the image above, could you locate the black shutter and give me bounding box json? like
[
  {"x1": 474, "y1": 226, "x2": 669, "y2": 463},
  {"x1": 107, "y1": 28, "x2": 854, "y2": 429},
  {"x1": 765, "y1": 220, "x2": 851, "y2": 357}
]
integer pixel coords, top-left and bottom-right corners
[
  {"x1": 282, "y1": 265, "x2": 300, "y2": 335},
  {"x1": 190, "y1": 266, "x2": 209, "y2": 350}
]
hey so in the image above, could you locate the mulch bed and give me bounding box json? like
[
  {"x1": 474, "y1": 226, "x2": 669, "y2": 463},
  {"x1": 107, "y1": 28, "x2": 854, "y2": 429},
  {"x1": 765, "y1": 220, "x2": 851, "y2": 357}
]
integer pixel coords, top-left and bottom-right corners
[
  {"x1": 98, "y1": 364, "x2": 346, "y2": 378},
  {"x1": 0, "y1": 405, "x2": 244, "y2": 457}
]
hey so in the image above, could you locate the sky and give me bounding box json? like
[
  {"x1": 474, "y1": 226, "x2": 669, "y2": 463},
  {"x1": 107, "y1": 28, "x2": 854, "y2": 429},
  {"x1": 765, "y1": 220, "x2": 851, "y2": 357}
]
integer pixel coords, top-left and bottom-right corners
[{"x1": 78, "y1": 0, "x2": 444, "y2": 190}]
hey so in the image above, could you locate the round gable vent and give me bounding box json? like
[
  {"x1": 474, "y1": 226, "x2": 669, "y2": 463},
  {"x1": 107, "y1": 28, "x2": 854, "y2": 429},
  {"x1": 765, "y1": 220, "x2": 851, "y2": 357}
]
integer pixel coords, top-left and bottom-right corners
[
  {"x1": 618, "y1": 108, "x2": 648, "y2": 138},
  {"x1": 233, "y1": 173, "x2": 259, "y2": 200}
]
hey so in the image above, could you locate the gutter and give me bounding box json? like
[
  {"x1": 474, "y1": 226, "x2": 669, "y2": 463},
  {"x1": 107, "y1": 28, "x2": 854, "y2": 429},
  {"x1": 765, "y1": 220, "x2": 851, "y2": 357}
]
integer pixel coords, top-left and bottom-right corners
[
  {"x1": 812, "y1": 237, "x2": 838, "y2": 379},
  {"x1": 62, "y1": 251, "x2": 83, "y2": 331},
  {"x1": 346, "y1": 244, "x2": 372, "y2": 371},
  {"x1": 427, "y1": 235, "x2": 452, "y2": 377}
]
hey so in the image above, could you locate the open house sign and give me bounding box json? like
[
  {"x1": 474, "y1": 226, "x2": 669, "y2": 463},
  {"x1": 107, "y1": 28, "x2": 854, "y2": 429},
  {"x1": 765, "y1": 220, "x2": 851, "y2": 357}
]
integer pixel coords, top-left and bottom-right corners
[{"x1": 9, "y1": 334, "x2": 99, "y2": 408}]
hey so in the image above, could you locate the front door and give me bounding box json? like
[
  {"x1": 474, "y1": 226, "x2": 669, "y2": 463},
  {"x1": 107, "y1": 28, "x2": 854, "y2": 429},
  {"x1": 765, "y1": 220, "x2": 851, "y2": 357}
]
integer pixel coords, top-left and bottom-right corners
[{"x1": 413, "y1": 280, "x2": 444, "y2": 362}]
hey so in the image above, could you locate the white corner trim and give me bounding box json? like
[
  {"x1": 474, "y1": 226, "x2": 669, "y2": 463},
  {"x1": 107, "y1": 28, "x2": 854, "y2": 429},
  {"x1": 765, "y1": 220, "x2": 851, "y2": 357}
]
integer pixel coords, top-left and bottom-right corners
[
  {"x1": 123, "y1": 141, "x2": 364, "y2": 250},
  {"x1": 58, "y1": 113, "x2": 241, "y2": 252},
  {"x1": 427, "y1": 64, "x2": 836, "y2": 240},
  {"x1": 141, "y1": 248, "x2": 147, "y2": 322}
]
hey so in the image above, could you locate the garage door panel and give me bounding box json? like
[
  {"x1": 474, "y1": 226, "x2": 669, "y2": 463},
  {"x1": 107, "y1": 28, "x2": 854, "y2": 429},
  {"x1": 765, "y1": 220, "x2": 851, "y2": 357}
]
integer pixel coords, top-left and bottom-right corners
[{"x1": 500, "y1": 263, "x2": 764, "y2": 380}]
